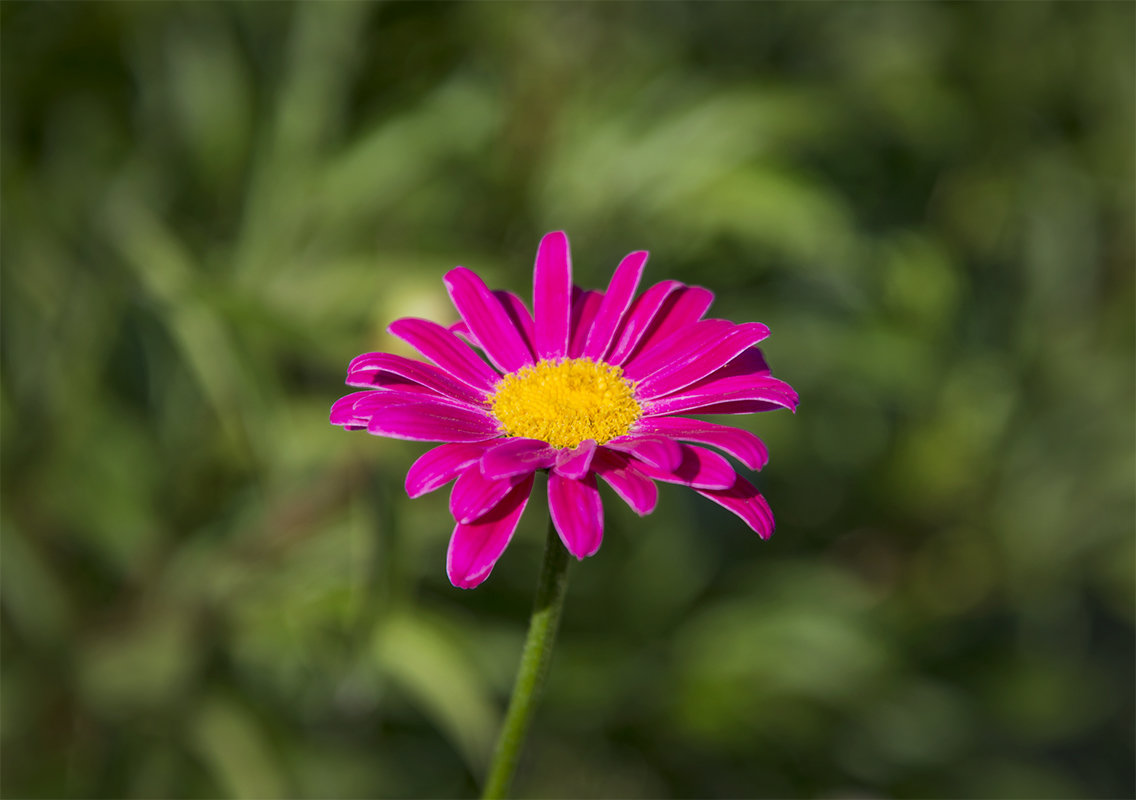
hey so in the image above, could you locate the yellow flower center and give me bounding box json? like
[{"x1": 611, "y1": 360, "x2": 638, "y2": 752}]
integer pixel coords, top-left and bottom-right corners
[{"x1": 489, "y1": 358, "x2": 641, "y2": 449}]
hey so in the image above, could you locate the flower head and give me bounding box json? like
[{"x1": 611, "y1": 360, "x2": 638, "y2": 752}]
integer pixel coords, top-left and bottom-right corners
[{"x1": 331, "y1": 232, "x2": 798, "y2": 588}]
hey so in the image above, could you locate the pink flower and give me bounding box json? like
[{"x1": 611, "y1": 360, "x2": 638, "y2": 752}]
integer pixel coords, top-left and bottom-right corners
[{"x1": 331, "y1": 232, "x2": 798, "y2": 588}]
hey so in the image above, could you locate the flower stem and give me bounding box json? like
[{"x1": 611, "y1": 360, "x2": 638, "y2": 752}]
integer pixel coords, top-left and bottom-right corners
[{"x1": 481, "y1": 516, "x2": 571, "y2": 799}]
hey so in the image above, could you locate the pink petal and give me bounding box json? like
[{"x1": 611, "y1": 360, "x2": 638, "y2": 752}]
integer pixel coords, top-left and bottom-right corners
[
  {"x1": 444, "y1": 267, "x2": 534, "y2": 373},
  {"x1": 353, "y1": 388, "x2": 484, "y2": 415},
  {"x1": 346, "y1": 352, "x2": 485, "y2": 404},
  {"x1": 622, "y1": 318, "x2": 729, "y2": 381},
  {"x1": 405, "y1": 442, "x2": 492, "y2": 498},
  {"x1": 582, "y1": 250, "x2": 648, "y2": 361},
  {"x1": 366, "y1": 400, "x2": 500, "y2": 442},
  {"x1": 637, "y1": 284, "x2": 715, "y2": 342},
  {"x1": 449, "y1": 317, "x2": 478, "y2": 339},
  {"x1": 449, "y1": 320, "x2": 477, "y2": 348},
  {"x1": 642, "y1": 376, "x2": 799, "y2": 416},
  {"x1": 604, "y1": 434, "x2": 684, "y2": 471},
  {"x1": 352, "y1": 371, "x2": 441, "y2": 398},
  {"x1": 632, "y1": 417, "x2": 769, "y2": 471},
  {"x1": 664, "y1": 347, "x2": 791, "y2": 399},
  {"x1": 333, "y1": 389, "x2": 451, "y2": 429},
  {"x1": 447, "y1": 475, "x2": 534, "y2": 589},
  {"x1": 605, "y1": 280, "x2": 683, "y2": 365},
  {"x1": 495, "y1": 290, "x2": 536, "y2": 355},
  {"x1": 708, "y1": 346, "x2": 772, "y2": 377},
  {"x1": 637, "y1": 444, "x2": 738, "y2": 490},
  {"x1": 554, "y1": 439, "x2": 597, "y2": 479},
  {"x1": 548, "y1": 472, "x2": 604, "y2": 559},
  {"x1": 481, "y1": 438, "x2": 558, "y2": 479},
  {"x1": 628, "y1": 321, "x2": 771, "y2": 397},
  {"x1": 665, "y1": 399, "x2": 792, "y2": 416},
  {"x1": 567, "y1": 290, "x2": 604, "y2": 358},
  {"x1": 533, "y1": 231, "x2": 572, "y2": 359},
  {"x1": 330, "y1": 390, "x2": 386, "y2": 427},
  {"x1": 388, "y1": 317, "x2": 501, "y2": 394},
  {"x1": 696, "y1": 474, "x2": 775, "y2": 539},
  {"x1": 641, "y1": 346, "x2": 783, "y2": 405},
  {"x1": 450, "y1": 470, "x2": 525, "y2": 524},
  {"x1": 613, "y1": 285, "x2": 715, "y2": 366},
  {"x1": 592, "y1": 448, "x2": 658, "y2": 515},
  {"x1": 452, "y1": 295, "x2": 533, "y2": 352}
]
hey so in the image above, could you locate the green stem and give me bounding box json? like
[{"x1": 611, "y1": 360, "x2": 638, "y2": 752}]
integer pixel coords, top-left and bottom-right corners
[{"x1": 481, "y1": 516, "x2": 571, "y2": 799}]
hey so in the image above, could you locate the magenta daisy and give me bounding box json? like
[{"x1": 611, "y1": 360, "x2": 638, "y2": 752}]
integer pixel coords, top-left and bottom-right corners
[{"x1": 331, "y1": 231, "x2": 798, "y2": 589}]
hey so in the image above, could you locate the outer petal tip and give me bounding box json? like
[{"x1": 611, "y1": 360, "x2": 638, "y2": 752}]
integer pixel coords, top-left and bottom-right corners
[
  {"x1": 548, "y1": 472, "x2": 604, "y2": 559},
  {"x1": 534, "y1": 231, "x2": 572, "y2": 359},
  {"x1": 696, "y1": 474, "x2": 775, "y2": 540},
  {"x1": 445, "y1": 475, "x2": 534, "y2": 588}
]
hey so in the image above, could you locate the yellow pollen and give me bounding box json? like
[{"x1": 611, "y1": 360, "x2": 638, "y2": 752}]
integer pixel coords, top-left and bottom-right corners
[{"x1": 489, "y1": 358, "x2": 641, "y2": 449}]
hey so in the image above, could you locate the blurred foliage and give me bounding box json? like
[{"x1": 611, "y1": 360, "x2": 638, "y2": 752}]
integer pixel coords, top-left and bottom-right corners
[{"x1": 2, "y1": 2, "x2": 1133, "y2": 798}]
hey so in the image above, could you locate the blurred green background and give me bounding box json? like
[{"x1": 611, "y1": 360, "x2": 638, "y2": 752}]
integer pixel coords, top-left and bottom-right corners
[{"x1": 2, "y1": 2, "x2": 1133, "y2": 798}]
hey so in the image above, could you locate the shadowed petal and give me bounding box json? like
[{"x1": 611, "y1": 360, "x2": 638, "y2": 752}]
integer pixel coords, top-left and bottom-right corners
[
  {"x1": 388, "y1": 317, "x2": 500, "y2": 393},
  {"x1": 632, "y1": 417, "x2": 769, "y2": 471},
  {"x1": 606, "y1": 280, "x2": 683, "y2": 365},
  {"x1": 698, "y1": 346, "x2": 771, "y2": 378},
  {"x1": 548, "y1": 472, "x2": 604, "y2": 559},
  {"x1": 450, "y1": 470, "x2": 525, "y2": 524},
  {"x1": 330, "y1": 390, "x2": 387, "y2": 427},
  {"x1": 604, "y1": 435, "x2": 683, "y2": 471},
  {"x1": 353, "y1": 373, "x2": 445, "y2": 399},
  {"x1": 637, "y1": 444, "x2": 737, "y2": 490},
  {"x1": 533, "y1": 231, "x2": 572, "y2": 359},
  {"x1": 495, "y1": 290, "x2": 535, "y2": 354},
  {"x1": 642, "y1": 376, "x2": 799, "y2": 416},
  {"x1": 636, "y1": 285, "x2": 715, "y2": 345},
  {"x1": 613, "y1": 285, "x2": 715, "y2": 365},
  {"x1": 346, "y1": 352, "x2": 485, "y2": 404},
  {"x1": 622, "y1": 318, "x2": 730, "y2": 381},
  {"x1": 481, "y1": 438, "x2": 558, "y2": 478},
  {"x1": 447, "y1": 475, "x2": 534, "y2": 588},
  {"x1": 593, "y1": 448, "x2": 658, "y2": 515},
  {"x1": 696, "y1": 474, "x2": 775, "y2": 539},
  {"x1": 406, "y1": 442, "x2": 493, "y2": 498},
  {"x1": 583, "y1": 250, "x2": 647, "y2": 360},
  {"x1": 452, "y1": 291, "x2": 534, "y2": 355},
  {"x1": 665, "y1": 399, "x2": 792, "y2": 415},
  {"x1": 629, "y1": 321, "x2": 771, "y2": 397},
  {"x1": 333, "y1": 389, "x2": 460, "y2": 429},
  {"x1": 567, "y1": 290, "x2": 605, "y2": 358},
  {"x1": 353, "y1": 389, "x2": 484, "y2": 415},
  {"x1": 642, "y1": 346, "x2": 772, "y2": 399},
  {"x1": 444, "y1": 267, "x2": 534, "y2": 373},
  {"x1": 640, "y1": 347, "x2": 787, "y2": 411},
  {"x1": 366, "y1": 401, "x2": 499, "y2": 442},
  {"x1": 554, "y1": 439, "x2": 597, "y2": 479}
]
